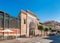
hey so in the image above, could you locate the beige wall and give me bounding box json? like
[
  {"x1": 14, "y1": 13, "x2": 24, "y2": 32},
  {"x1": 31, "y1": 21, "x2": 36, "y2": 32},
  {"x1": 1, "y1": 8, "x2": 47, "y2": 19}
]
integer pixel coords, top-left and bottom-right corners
[
  {"x1": 26, "y1": 11, "x2": 40, "y2": 37},
  {"x1": 35, "y1": 19, "x2": 40, "y2": 35},
  {"x1": 20, "y1": 11, "x2": 27, "y2": 35},
  {"x1": 18, "y1": 10, "x2": 40, "y2": 37}
]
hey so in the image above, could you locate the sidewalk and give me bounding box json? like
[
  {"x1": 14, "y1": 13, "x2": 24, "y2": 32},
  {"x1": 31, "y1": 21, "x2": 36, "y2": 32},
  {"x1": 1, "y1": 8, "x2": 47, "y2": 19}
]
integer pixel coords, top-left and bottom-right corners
[{"x1": 0, "y1": 36, "x2": 52, "y2": 43}]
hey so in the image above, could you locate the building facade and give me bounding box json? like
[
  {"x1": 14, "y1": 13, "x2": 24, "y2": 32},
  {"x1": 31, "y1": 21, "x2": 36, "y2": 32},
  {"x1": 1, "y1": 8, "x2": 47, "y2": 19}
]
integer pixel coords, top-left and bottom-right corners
[
  {"x1": 43, "y1": 21, "x2": 60, "y2": 30},
  {"x1": 18, "y1": 10, "x2": 40, "y2": 37},
  {"x1": 0, "y1": 11, "x2": 20, "y2": 36},
  {"x1": 0, "y1": 10, "x2": 40, "y2": 37}
]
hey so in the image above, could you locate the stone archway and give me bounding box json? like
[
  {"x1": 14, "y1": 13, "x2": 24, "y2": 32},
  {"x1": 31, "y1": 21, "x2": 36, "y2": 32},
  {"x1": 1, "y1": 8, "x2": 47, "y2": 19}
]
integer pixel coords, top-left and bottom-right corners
[{"x1": 29, "y1": 22, "x2": 35, "y2": 37}]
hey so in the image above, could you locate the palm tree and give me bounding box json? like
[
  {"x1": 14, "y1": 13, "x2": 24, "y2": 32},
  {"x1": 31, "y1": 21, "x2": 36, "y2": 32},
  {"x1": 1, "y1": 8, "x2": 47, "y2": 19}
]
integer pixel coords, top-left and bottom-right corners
[{"x1": 38, "y1": 25, "x2": 44, "y2": 36}]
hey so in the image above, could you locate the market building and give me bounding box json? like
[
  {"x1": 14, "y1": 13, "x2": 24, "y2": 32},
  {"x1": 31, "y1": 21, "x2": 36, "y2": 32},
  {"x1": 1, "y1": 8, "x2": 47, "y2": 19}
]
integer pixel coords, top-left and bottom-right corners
[{"x1": 0, "y1": 10, "x2": 40, "y2": 38}]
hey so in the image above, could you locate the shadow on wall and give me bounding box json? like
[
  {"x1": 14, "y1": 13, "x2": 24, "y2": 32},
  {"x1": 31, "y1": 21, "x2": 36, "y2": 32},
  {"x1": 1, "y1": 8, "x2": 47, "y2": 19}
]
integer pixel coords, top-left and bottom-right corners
[{"x1": 43, "y1": 34, "x2": 60, "y2": 43}]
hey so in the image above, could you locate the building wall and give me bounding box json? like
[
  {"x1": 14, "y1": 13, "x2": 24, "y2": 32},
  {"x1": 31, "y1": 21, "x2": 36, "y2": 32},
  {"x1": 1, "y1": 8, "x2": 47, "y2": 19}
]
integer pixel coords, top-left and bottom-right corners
[
  {"x1": 26, "y1": 10, "x2": 40, "y2": 37},
  {"x1": 0, "y1": 10, "x2": 40, "y2": 37},
  {"x1": 18, "y1": 10, "x2": 40, "y2": 37},
  {"x1": 26, "y1": 11, "x2": 36, "y2": 37},
  {"x1": 35, "y1": 19, "x2": 40, "y2": 35},
  {"x1": 0, "y1": 11, "x2": 20, "y2": 36},
  {"x1": 20, "y1": 11, "x2": 27, "y2": 36},
  {"x1": 0, "y1": 12, "x2": 4, "y2": 30}
]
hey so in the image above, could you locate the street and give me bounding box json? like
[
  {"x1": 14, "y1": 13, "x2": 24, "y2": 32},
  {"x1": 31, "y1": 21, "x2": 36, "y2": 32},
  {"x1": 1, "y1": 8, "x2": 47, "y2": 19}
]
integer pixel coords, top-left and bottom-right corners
[{"x1": 0, "y1": 35, "x2": 60, "y2": 43}]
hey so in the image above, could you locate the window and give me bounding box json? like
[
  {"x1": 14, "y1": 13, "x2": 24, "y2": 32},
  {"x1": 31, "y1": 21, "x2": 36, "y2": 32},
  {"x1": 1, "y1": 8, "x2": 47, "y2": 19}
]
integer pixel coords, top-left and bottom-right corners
[{"x1": 24, "y1": 19, "x2": 26, "y2": 24}]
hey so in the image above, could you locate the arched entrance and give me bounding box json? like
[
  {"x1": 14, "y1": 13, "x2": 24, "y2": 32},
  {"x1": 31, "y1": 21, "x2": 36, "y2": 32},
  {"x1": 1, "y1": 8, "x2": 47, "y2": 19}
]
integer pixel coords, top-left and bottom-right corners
[{"x1": 29, "y1": 22, "x2": 35, "y2": 37}]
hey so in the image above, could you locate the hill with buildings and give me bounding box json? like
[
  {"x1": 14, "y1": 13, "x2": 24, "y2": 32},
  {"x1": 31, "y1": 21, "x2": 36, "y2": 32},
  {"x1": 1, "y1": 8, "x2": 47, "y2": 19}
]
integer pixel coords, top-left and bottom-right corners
[{"x1": 43, "y1": 20, "x2": 60, "y2": 30}]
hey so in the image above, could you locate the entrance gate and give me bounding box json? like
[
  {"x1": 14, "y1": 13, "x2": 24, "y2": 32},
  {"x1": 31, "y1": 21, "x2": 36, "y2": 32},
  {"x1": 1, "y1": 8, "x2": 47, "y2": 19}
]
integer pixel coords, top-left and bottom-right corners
[{"x1": 29, "y1": 22, "x2": 35, "y2": 37}]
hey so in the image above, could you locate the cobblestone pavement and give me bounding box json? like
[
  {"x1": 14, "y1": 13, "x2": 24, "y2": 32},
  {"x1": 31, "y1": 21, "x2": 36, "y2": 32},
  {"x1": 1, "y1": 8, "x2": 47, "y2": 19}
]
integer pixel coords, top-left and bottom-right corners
[{"x1": 0, "y1": 35, "x2": 60, "y2": 43}]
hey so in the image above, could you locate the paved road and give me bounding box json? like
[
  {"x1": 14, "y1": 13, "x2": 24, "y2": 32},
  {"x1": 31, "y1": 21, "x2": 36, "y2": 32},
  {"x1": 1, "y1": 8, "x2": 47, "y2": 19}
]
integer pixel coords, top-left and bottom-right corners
[{"x1": 0, "y1": 35, "x2": 60, "y2": 43}]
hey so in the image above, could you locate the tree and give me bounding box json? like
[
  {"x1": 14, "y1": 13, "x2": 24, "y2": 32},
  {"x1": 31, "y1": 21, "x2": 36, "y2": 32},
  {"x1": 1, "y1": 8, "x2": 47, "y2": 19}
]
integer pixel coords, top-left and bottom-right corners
[
  {"x1": 49, "y1": 27, "x2": 52, "y2": 31},
  {"x1": 44, "y1": 27, "x2": 49, "y2": 36},
  {"x1": 48, "y1": 27, "x2": 52, "y2": 34},
  {"x1": 43, "y1": 28, "x2": 46, "y2": 36},
  {"x1": 38, "y1": 25, "x2": 44, "y2": 36},
  {"x1": 57, "y1": 30, "x2": 60, "y2": 34}
]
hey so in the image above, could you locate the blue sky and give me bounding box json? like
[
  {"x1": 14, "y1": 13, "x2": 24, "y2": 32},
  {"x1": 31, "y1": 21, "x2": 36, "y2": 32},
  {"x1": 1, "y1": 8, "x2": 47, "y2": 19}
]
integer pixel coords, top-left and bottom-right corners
[{"x1": 0, "y1": 0, "x2": 60, "y2": 22}]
